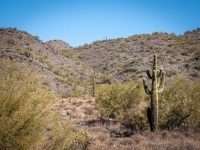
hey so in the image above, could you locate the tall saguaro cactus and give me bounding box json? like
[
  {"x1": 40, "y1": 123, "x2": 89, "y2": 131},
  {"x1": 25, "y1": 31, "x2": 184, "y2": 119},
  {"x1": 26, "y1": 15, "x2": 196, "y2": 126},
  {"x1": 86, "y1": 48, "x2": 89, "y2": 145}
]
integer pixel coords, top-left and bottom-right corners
[{"x1": 143, "y1": 54, "x2": 165, "y2": 132}]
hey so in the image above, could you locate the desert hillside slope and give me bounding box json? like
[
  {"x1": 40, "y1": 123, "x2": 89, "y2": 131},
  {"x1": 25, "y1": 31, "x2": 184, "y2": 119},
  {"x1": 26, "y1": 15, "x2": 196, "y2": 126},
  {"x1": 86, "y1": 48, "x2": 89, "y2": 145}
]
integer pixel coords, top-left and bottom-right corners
[
  {"x1": 0, "y1": 28, "x2": 93, "y2": 96},
  {"x1": 0, "y1": 27, "x2": 199, "y2": 96},
  {"x1": 70, "y1": 29, "x2": 200, "y2": 83}
]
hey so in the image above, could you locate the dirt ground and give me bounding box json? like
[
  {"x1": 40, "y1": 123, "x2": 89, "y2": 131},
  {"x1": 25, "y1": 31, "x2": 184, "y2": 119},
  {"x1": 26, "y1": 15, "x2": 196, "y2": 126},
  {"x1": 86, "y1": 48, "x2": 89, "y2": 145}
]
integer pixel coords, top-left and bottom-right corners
[{"x1": 51, "y1": 96, "x2": 200, "y2": 150}]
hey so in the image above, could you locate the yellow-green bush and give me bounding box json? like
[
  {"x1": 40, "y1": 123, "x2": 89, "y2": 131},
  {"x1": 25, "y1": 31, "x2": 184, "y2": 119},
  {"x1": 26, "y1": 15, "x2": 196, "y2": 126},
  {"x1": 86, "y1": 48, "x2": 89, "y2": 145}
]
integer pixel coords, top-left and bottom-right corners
[
  {"x1": 44, "y1": 117, "x2": 95, "y2": 150},
  {"x1": 159, "y1": 77, "x2": 200, "y2": 130},
  {"x1": 0, "y1": 60, "x2": 95, "y2": 150},
  {"x1": 95, "y1": 81, "x2": 148, "y2": 130},
  {"x1": 0, "y1": 60, "x2": 55, "y2": 150},
  {"x1": 73, "y1": 129, "x2": 95, "y2": 150},
  {"x1": 43, "y1": 117, "x2": 74, "y2": 150},
  {"x1": 69, "y1": 87, "x2": 84, "y2": 98}
]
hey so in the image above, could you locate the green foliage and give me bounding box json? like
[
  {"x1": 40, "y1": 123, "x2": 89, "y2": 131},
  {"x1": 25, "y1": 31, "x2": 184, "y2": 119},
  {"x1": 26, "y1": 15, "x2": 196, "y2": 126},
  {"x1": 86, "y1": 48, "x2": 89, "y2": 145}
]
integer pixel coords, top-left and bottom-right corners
[
  {"x1": 18, "y1": 34, "x2": 23, "y2": 39},
  {"x1": 159, "y1": 77, "x2": 200, "y2": 130},
  {"x1": 43, "y1": 116, "x2": 95, "y2": 150},
  {"x1": 122, "y1": 105, "x2": 148, "y2": 131},
  {"x1": 0, "y1": 60, "x2": 55, "y2": 150},
  {"x1": 98, "y1": 73, "x2": 113, "y2": 84},
  {"x1": 43, "y1": 117, "x2": 74, "y2": 150},
  {"x1": 165, "y1": 69, "x2": 177, "y2": 77},
  {"x1": 73, "y1": 129, "x2": 95, "y2": 150},
  {"x1": 194, "y1": 62, "x2": 200, "y2": 70},
  {"x1": 22, "y1": 48, "x2": 35, "y2": 58},
  {"x1": 53, "y1": 69, "x2": 63, "y2": 77},
  {"x1": 7, "y1": 39, "x2": 16, "y2": 45},
  {"x1": 0, "y1": 60, "x2": 95, "y2": 150},
  {"x1": 69, "y1": 87, "x2": 84, "y2": 98},
  {"x1": 95, "y1": 81, "x2": 147, "y2": 130},
  {"x1": 46, "y1": 61, "x2": 54, "y2": 71}
]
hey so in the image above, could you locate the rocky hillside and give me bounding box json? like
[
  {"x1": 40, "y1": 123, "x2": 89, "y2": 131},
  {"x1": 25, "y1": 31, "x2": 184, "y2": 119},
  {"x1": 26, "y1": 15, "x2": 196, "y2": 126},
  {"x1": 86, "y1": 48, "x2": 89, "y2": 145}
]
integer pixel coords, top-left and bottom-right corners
[
  {"x1": 46, "y1": 40, "x2": 72, "y2": 51},
  {"x1": 0, "y1": 28, "x2": 93, "y2": 96},
  {"x1": 0, "y1": 27, "x2": 199, "y2": 96},
  {"x1": 70, "y1": 29, "x2": 200, "y2": 83}
]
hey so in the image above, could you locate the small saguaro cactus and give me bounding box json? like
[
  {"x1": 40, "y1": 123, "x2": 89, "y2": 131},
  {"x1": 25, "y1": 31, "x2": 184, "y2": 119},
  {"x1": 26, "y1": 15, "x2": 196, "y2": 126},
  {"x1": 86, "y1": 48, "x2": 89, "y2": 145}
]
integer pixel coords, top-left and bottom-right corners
[
  {"x1": 92, "y1": 69, "x2": 96, "y2": 97},
  {"x1": 143, "y1": 54, "x2": 165, "y2": 132}
]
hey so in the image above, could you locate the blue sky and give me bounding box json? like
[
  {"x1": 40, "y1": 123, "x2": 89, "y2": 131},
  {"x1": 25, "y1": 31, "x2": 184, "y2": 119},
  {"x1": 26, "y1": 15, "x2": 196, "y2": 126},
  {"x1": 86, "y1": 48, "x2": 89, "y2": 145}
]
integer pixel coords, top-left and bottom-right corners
[{"x1": 0, "y1": 0, "x2": 200, "y2": 47}]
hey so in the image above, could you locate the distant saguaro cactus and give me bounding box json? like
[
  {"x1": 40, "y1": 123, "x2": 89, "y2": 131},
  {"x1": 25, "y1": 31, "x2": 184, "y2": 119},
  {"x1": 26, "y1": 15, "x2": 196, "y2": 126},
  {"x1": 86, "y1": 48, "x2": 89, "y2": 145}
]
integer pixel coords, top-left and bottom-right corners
[
  {"x1": 92, "y1": 69, "x2": 96, "y2": 97},
  {"x1": 143, "y1": 54, "x2": 165, "y2": 132}
]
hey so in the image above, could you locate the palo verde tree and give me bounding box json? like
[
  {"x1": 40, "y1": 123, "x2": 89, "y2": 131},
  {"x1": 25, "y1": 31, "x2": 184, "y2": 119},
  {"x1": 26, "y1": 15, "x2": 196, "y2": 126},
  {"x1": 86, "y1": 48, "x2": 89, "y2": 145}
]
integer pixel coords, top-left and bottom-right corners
[
  {"x1": 143, "y1": 54, "x2": 165, "y2": 132},
  {"x1": 0, "y1": 60, "x2": 55, "y2": 150}
]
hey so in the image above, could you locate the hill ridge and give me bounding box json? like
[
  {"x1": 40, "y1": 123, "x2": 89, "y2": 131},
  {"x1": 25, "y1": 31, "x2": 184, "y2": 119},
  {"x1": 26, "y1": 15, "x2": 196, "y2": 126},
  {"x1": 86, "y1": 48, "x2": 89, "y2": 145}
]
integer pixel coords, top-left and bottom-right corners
[
  {"x1": 0, "y1": 27, "x2": 93, "y2": 96},
  {"x1": 0, "y1": 27, "x2": 199, "y2": 96}
]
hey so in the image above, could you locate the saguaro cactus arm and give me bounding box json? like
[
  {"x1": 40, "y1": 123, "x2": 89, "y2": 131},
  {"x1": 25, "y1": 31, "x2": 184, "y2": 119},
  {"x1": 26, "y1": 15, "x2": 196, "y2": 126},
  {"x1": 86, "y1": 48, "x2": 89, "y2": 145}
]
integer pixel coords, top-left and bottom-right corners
[
  {"x1": 157, "y1": 69, "x2": 163, "y2": 77},
  {"x1": 143, "y1": 79, "x2": 151, "y2": 95},
  {"x1": 158, "y1": 72, "x2": 165, "y2": 94},
  {"x1": 147, "y1": 70, "x2": 152, "y2": 79}
]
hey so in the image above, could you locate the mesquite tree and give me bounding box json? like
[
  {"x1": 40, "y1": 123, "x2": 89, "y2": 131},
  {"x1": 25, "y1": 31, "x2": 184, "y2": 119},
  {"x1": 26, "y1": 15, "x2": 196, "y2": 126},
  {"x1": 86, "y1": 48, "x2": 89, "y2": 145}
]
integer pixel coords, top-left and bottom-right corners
[{"x1": 143, "y1": 54, "x2": 165, "y2": 132}]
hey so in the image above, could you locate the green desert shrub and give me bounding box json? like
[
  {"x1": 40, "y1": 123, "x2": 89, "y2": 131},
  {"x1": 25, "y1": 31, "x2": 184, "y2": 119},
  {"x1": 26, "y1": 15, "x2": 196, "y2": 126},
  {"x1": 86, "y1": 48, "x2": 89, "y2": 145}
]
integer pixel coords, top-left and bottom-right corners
[
  {"x1": 95, "y1": 81, "x2": 148, "y2": 130},
  {"x1": 194, "y1": 62, "x2": 200, "y2": 70},
  {"x1": 7, "y1": 39, "x2": 16, "y2": 45},
  {"x1": 69, "y1": 87, "x2": 84, "y2": 98},
  {"x1": 159, "y1": 77, "x2": 200, "y2": 130},
  {"x1": 0, "y1": 60, "x2": 55, "y2": 150},
  {"x1": 42, "y1": 113, "x2": 95, "y2": 150},
  {"x1": 0, "y1": 60, "x2": 94, "y2": 150},
  {"x1": 73, "y1": 129, "x2": 95, "y2": 150},
  {"x1": 43, "y1": 115, "x2": 95, "y2": 150},
  {"x1": 53, "y1": 69, "x2": 63, "y2": 77},
  {"x1": 43, "y1": 117, "x2": 74, "y2": 150}
]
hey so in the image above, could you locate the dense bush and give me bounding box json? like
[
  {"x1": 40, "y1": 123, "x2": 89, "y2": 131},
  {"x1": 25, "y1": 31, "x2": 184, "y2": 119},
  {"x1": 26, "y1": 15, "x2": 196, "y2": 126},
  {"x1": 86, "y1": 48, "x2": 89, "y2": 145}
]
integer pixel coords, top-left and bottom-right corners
[
  {"x1": 159, "y1": 77, "x2": 200, "y2": 130},
  {"x1": 43, "y1": 118, "x2": 74, "y2": 150},
  {"x1": 95, "y1": 81, "x2": 148, "y2": 131},
  {"x1": 96, "y1": 77, "x2": 200, "y2": 131},
  {"x1": 0, "y1": 60, "x2": 55, "y2": 150},
  {"x1": 73, "y1": 129, "x2": 95, "y2": 150},
  {"x1": 0, "y1": 60, "x2": 94, "y2": 150},
  {"x1": 43, "y1": 117, "x2": 95, "y2": 150}
]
